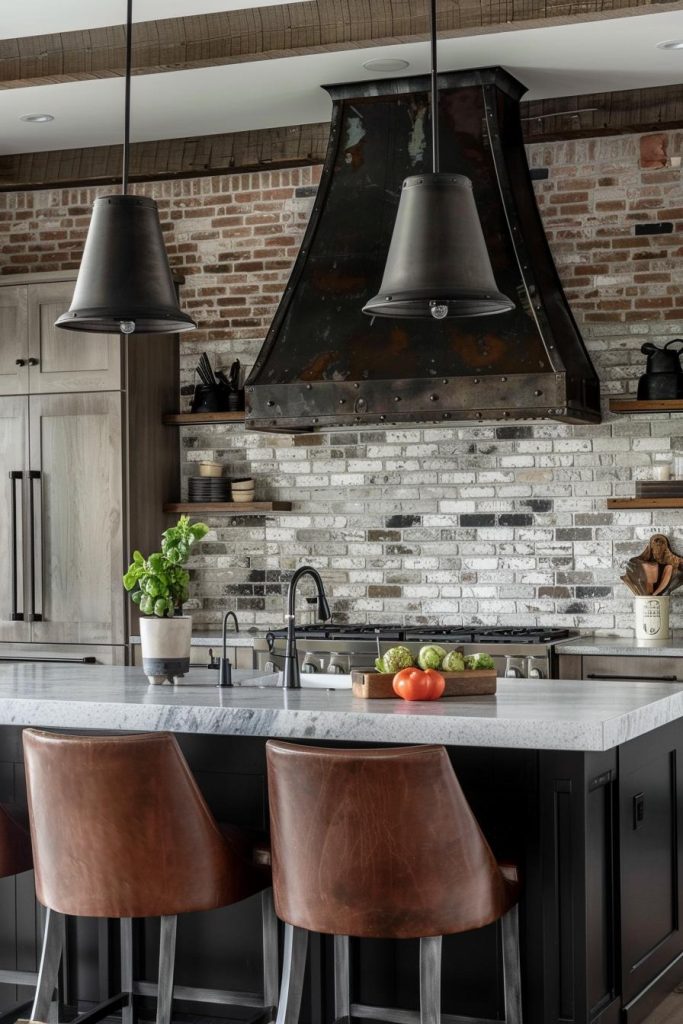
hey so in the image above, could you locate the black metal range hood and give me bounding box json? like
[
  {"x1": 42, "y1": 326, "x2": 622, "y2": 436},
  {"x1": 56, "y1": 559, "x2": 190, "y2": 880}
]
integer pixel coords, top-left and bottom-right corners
[{"x1": 245, "y1": 68, "x2": 601, "y2": 432}]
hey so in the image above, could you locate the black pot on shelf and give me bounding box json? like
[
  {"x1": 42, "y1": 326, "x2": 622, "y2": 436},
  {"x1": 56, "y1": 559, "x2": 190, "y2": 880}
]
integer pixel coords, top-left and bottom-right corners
[
  {"x1": 637, "y1": 340, "x2": 683, "y2": 400},
  {"x1": 191, "y1": 385, "x2": 221, "y2": 413}
]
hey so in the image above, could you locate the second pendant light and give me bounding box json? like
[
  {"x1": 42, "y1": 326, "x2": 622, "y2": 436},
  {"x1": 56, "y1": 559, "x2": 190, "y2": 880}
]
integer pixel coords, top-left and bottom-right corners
[{"x1": 363, "y1": 0, "x2": 514, "y2": 321}]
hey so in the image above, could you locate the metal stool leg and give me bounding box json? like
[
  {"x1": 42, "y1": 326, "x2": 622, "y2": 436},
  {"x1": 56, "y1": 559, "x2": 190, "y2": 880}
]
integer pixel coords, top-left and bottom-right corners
[
  {"x1": 333, "y1": 936, "x2": 350, "y2": 1024},
  {"x1": 501, "y1": 905, "x2": 522, "y2": 1024},
  {"x1": 32, "y1": 910, "x2": 65, "y2": 1024},
  {"x1": 156, "y1": 916, "x2": 177, "y2": 1024},
  {"x1": 121, "y1": 918, "x2": 134, "y2": 1024},
  {"x1": 262, "y1": 889, "x2": 279, "y2": 1020},
  {"x1": 275, "y1": 925, "x2": 308, "y2": 1024},
  {"x1": 419, "y1": 936, "x2": 442, "y2": 1024}
]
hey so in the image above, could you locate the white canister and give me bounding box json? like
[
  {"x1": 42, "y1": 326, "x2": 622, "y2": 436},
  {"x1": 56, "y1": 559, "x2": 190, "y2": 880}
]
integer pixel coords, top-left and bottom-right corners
[{"x1": 634, "y1": 596, "x2": 670, "y2": 642}]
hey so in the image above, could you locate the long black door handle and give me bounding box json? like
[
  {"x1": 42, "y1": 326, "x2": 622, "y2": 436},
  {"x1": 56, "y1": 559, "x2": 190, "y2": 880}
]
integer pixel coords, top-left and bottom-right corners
[
  {"x1": 9, "y1": 472, "x2": 23, "y2": 622},
  {"x1": 0, "y1": 656, "x2": 97, "y2": 664},
  {"x1": 28, "y1": 470, "x2": 42, "y2": 623},
  {"x1": 586, "y1": 672, "x2": 678, "y2": 682}
]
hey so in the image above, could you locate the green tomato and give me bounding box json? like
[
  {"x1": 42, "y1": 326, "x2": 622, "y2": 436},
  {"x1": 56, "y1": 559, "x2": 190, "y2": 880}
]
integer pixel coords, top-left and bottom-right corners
[
  {"x1": 417, "y1": 645, "x2": 447, "y2": 670},
  {"x1": 464, "y1": 653, "x2": 496, "y2": 670},
  {"x1": 381, "y1": 646, "x2": 415, "y2": 672},
  {"x1": 442, "y1": 650, "x2": 465, "y2": 672}
]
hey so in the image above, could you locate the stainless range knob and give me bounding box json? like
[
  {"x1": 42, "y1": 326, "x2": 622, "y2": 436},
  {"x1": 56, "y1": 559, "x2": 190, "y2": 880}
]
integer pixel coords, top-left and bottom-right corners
[
  {"x1": 326, "y1": 652, "x2": 347, "y2": 674},
  {"x1": 504, "y1": 656, "x2": 525, "y2": 678},
  {"x1": 527, "y1": 656, "x2": 546, "y2": 679}
]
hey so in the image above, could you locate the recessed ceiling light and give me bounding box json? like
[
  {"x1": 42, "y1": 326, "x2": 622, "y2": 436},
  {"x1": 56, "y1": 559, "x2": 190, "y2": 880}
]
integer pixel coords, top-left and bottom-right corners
[
  {"x1": 362, "y1": 58, "x2": 410, "y2": 73},
  {"x1": 20, "y1": 113, "x2": 54, "y2": 123},
  {"x1": 657, "y1": 39, "x2": 683, "y2": 50}
]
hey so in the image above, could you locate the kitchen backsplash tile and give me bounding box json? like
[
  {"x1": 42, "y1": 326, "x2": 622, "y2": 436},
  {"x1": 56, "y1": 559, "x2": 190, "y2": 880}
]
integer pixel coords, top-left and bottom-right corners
[{"x1": 1, "y1": 134, "x2": 682, "y2": 635}]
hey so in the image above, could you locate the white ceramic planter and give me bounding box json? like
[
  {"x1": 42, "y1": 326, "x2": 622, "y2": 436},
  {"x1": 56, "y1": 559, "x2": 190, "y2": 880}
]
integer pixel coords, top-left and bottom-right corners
[
  {"x1": 634, "y1": 596, "x2": 670, "y2": 642},
  {"x1": 139, "y1": 615, "x2": 192, "y2": 684}
]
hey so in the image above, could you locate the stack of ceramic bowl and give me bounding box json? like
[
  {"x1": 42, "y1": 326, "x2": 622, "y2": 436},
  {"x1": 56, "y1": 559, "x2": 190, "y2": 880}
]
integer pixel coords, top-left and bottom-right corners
[
  {"x1": 189, "y1": 462, "x2": 229, "y2": 502},
  {"x1": 230, "y1": 477, "x2": 255, "y2": 503}
]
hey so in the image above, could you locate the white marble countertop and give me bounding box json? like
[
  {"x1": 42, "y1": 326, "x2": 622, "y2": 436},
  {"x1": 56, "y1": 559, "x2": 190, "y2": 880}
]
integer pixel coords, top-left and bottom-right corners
[
  {"x1": 0, "y1": 664, "x2": 681, "y2": 751},
  {"x1": 558, "y1": 635, "x2": 683, "y2": 657}
]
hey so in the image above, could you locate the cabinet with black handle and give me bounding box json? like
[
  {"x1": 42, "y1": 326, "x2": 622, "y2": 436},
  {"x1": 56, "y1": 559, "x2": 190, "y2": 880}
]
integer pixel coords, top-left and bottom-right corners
[{"x1": 0, "y1": 271, "x2": 179, "y2": 660}]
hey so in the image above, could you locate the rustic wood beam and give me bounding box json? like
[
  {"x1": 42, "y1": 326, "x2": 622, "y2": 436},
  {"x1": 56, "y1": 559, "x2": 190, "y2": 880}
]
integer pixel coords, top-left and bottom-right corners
[
  {"x1": 0, "y1": 0, "x2": 677, "y2": 89},
  {"x1": 1, "y1": 83, "x2": 680, "y2": 191},
  {"x1": 522, "y1": 84, "x2": 683, "y2": 142},
  {"x1": 0, "y1": 122, "x2": 330, "y2": 191}
]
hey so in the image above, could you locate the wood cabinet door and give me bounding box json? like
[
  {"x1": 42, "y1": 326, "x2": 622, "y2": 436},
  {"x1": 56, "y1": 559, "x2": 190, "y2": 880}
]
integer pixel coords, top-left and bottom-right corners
[
  {"x1": 0, "y1": 286, "x2": 29, "y2": 396},
  {"x1": 0, "y1": 398, "x2": 31, "y2": 641},
  {"x1": 27, "y1": 281, "x2": 122, "y2": 393},
  {"x1": 28, "y1": 392, "x2": 125, "y2": 644},
  {"x1": 619, "y1": 720, "x2": 683, "y2": 1004}
]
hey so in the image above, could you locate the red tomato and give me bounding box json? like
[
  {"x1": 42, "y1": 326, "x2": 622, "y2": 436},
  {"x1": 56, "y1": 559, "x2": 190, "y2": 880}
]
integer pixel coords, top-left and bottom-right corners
[{"x1": 392, "y1": 668, "x2": 445, "y2": 701}]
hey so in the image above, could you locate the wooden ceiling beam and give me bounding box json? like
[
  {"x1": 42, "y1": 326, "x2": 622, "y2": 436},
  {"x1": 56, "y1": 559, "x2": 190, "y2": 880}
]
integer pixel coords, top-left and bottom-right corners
[
  {"x1": 0, "y1": 0, "x2": 677, "y2": 89},
  {"x1": 0, "y1": 83, "x2": 680, "y2": 191}
]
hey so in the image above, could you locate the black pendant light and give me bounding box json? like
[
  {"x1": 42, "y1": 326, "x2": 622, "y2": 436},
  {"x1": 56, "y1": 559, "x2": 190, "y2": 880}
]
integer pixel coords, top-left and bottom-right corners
[
  {"x1": 362, "y1": 0, "x2": 514, "y2": 320},
  {"x1": 56, "y1": 0, "x2": 196, "y2": 335}
]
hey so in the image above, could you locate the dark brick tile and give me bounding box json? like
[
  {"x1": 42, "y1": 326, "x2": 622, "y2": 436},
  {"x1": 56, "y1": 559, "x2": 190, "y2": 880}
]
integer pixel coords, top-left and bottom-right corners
[
  {"x1": 386, "y1": 515, "x2": 422, "y2": 528},
  {"x1": 460, "y1": 515, "x2": 496, "y2": 527}
]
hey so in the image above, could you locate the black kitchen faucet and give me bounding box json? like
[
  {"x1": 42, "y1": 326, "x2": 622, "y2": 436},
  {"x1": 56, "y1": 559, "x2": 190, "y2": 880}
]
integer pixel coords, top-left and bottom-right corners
[{"x1": 282, "y1": 567, "x2": 331, "y2": 689}]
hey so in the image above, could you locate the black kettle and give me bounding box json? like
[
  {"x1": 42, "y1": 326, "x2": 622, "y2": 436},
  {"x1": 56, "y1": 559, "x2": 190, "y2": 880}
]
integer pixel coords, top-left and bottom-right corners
[{"x1": 637, "y1": 339, "x2": 683, "y2": 400}]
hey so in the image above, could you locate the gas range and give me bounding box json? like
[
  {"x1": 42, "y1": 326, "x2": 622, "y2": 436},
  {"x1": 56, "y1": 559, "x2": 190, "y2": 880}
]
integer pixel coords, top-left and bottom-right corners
[{"x1": 254, "y1": 625, "x2": 576, "y2": 680}]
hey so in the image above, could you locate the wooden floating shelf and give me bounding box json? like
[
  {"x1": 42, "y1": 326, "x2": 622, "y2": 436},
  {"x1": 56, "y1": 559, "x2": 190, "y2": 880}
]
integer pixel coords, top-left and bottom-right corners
[
  {"x1": 607, "y1": 498, "x2": 683, "y2": 509},
  {"x1": 163, "y1": 501, "x2": 292, "y2": 513},
  {"x1": 163, "y1": 411, "x2": 246, "y2": 425},
  {"x1": 609, "y1": 398, "x2": 683, "y2": 414}
]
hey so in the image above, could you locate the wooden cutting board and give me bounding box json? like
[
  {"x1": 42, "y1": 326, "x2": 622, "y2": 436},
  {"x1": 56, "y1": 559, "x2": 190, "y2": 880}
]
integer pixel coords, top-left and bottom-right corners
[{"x1": 351, "y1": 670, "x2": 497, "y2": 699}]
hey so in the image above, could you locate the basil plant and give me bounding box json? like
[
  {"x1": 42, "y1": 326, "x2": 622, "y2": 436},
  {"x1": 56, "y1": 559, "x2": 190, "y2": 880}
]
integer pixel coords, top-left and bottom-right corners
[{"x1": 123, "y1": 515, "x2": 209, "y2": 618}]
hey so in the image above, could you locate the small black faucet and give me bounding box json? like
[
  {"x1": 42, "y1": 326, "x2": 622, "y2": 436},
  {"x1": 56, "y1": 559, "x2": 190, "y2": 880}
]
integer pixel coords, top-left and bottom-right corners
[
  {"x1": 218, "y1": 610, "x2": 240, "y2": 688},
  {"x1": 282, "y1": 566, "x2": 331, "y2": 689}
]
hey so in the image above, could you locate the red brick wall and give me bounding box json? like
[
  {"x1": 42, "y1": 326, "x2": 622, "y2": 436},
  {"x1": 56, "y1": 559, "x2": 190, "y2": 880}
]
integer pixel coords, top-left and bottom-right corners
[{"x1": 1, "y1": 132, "x2": 682, "y2": 633}]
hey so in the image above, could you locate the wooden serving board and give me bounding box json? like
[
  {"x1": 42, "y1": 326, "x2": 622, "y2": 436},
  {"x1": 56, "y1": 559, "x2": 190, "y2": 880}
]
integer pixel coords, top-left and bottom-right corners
[{"x1": 351, "y1": 670, "x2": 497, "y2": 700}]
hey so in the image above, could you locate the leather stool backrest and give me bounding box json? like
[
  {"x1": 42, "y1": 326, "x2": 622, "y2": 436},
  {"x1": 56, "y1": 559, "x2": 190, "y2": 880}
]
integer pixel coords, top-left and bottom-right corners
[
  {"x1": 266, "y1": 741, "x2": 511, "y2": 939},
  {"x1": 23, "y1": 729, "x2": 250, "y2": 918}
]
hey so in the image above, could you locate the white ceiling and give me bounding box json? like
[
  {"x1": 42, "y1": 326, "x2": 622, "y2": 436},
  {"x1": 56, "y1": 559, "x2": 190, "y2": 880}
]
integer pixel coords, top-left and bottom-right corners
[
  {"x1": 1, "y1": 9, "x2": 682, "y2": 155},
  {"x1": 0, "y1": 0, "x2": 313, "y2": 40}
]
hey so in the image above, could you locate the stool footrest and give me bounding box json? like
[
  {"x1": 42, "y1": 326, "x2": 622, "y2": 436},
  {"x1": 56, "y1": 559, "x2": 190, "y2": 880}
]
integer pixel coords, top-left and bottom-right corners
[
  {"x1": 351, "y1": 1003, "x2": 503, "y2": 1024},
  {"x1": 0, "y1": 970, "x2": 38, "y2": 986},
  {"x1": 133, "y1": 980, "x2": 265, "y2": 1008}
]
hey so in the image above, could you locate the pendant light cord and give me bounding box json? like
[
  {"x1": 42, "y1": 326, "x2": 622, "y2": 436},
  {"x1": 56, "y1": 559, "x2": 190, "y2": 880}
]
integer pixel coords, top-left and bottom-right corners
[
  {"x1": 430, "y1": 0, "x2": 439, "y2": 173},
  {"x1": 122, "y1": 0, "x2": 133, "y2": 194}
]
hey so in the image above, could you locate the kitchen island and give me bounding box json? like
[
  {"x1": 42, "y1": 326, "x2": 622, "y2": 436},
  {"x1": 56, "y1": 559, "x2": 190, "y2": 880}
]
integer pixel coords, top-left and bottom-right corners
[{"x1": 0, "y1": 666, "x2": 681, "y2": 1024}]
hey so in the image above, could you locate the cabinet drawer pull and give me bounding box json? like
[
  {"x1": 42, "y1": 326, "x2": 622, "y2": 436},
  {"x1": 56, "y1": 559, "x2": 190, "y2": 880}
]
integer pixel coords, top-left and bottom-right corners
[
  {"x1": 9, "y1": 471, "x2": 23, "y2": 622},
  {"x1": 586, "y1": 672, "x2": 678, "y2": 682},
  {"x1": 15, "y1": 359, "x2": 26, "y2": 367},
  {"x1": 27, "y1": 358, "x2": 39, "y2": 367},
  {"x1": 28, "y1": 471, "x2": 42, "y2": 623}
]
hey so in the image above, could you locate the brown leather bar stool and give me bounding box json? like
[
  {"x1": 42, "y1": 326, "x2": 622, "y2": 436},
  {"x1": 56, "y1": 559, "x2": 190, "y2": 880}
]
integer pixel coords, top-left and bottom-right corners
[
  {"x1": 22, "y1": 730, "x2": 278, "y2": 1024},
  {"x1": 266, "y1": 741, "x2": 522, "y2": 1024}
]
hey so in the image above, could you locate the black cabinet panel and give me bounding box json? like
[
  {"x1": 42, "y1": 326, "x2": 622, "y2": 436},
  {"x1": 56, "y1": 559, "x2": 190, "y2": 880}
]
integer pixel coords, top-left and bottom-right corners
[{"x1": 620, "y1": 721, "x2": 683, "y2": 1004}]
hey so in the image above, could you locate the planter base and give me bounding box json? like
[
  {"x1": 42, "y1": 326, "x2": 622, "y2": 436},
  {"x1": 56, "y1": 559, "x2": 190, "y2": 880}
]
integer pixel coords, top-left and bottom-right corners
[{"x1": 142, "y1": 657, "x2": 190, "y2": 686}]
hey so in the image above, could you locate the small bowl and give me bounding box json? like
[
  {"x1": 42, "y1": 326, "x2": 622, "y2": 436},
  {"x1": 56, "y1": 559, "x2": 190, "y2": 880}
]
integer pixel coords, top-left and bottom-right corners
[
  {"x1": 231, "y1": 477, "x2": 254, "y2": 491},
  {"x1": 198, "y1": 462, "x2": 223, "y2": 478},
  {"x1": 231, "y1": 490, "x2": 256, "y2": 503}
]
